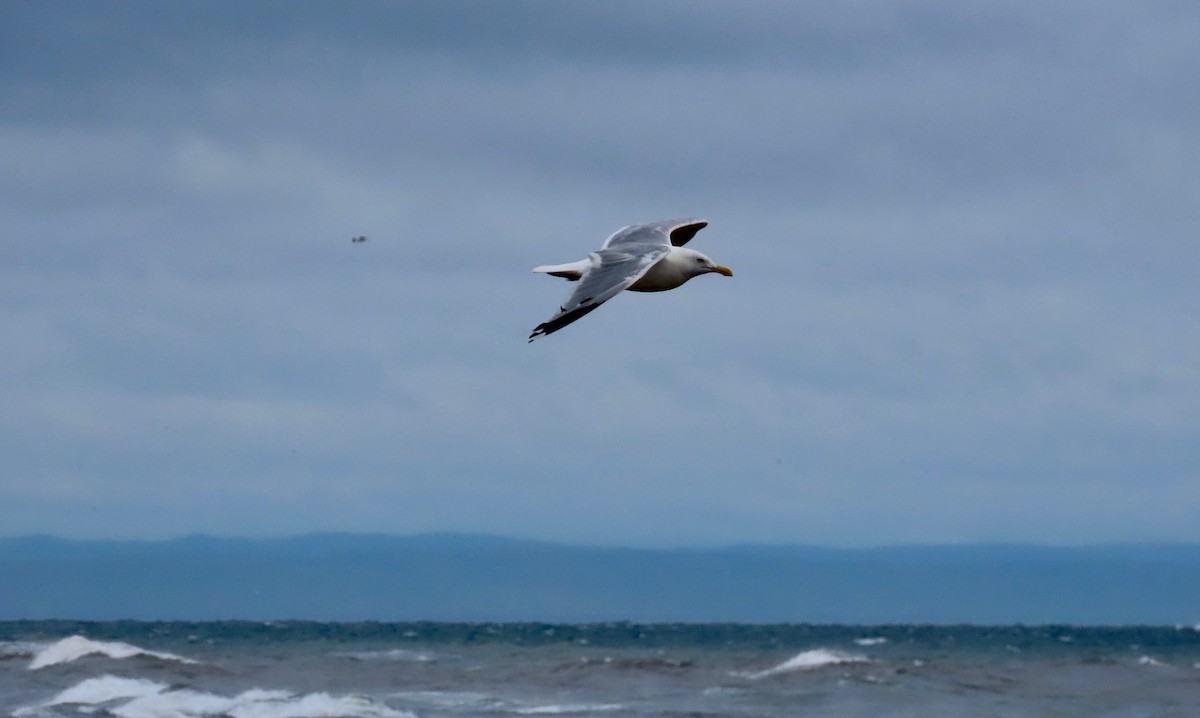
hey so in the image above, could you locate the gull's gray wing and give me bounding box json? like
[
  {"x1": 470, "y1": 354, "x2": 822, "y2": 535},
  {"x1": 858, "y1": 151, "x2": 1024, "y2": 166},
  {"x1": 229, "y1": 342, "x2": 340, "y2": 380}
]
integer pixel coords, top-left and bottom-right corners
[
  {"x1": 602, "y1": 218, "x2": 708, "y2": 249},
  {"x1": 528, "y1": 245, "x2": 670, "y2": 341}
]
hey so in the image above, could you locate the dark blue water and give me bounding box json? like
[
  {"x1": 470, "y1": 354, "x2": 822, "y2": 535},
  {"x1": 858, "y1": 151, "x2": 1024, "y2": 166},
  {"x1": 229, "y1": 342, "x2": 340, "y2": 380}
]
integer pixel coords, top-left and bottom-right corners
[{"x1": 3, "y1": 622, "x2": 1199, "y2": 717}]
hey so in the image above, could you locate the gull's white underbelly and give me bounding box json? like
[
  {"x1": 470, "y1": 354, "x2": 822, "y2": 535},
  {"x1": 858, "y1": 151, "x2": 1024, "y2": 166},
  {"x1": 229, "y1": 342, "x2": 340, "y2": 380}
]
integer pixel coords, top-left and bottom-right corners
[{"x1": 628, "y1": 251, "x2": 692, "y2": 292}]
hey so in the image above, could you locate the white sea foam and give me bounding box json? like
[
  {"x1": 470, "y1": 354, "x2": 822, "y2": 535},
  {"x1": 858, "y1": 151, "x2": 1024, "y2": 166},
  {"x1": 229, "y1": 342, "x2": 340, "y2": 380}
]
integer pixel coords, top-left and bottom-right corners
[
  {"x1": 120, "y1": 689, "x2": 410, "y2": 718},
  {"x1": 16, "y1": 675, "x2": 414, "y2": 718},
  {"x1": 854, "y1": 637, "x2": 888, "y2": 646},
  {"x1": 13, "y1": 675, "x2": 168, "y2": 717},
  {"x1": 390, "y1": 690, "x2": 494, "y2": 708},
  {"x1": 514, "y1": 704, "x2": 624, "y2": 715},
  {"x1": 739, "y1": 649, "x2": 870, "y2": 679},
  {"x1": 115, "y1": 688, "x2": 235, "y2": 718},
  {"x1": 1137, "y1": 655, "x2": 1168, "y2": 668},
  {"x1": 28, "y1": 635, "x2": 197, "y2": 670}
]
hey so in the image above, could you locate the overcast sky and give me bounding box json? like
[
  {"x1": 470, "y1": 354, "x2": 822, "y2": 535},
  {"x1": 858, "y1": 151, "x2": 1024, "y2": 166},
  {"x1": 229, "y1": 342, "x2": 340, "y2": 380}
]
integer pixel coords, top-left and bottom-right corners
[{"x1": 2, "y1": 1, "x2": 1198, "y2": 546}]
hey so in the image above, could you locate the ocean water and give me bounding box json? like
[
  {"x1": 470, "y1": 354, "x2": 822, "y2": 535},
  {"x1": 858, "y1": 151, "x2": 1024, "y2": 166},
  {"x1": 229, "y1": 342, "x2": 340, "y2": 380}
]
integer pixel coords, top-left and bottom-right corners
[{"x1": 2, "y1": 622, "x2": 1199, "y2": 717}]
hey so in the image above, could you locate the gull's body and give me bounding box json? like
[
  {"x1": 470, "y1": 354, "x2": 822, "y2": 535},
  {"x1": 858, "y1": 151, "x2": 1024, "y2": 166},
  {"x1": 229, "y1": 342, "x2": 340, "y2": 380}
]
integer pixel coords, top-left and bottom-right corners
[{"x1": 529, "y1": 219, "x2": 731, "y2": 341}]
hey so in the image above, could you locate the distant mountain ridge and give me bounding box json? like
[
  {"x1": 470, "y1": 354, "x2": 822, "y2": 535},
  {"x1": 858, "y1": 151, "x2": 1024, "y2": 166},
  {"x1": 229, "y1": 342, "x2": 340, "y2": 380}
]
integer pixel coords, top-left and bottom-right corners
[{"x1": 2, "y1": 533, "x2": 1198, "y2": 625}]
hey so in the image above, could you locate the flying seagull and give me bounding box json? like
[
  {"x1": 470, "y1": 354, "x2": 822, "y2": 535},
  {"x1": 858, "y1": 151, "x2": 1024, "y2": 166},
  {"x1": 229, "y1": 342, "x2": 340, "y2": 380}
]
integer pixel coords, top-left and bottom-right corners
[
  {"x1": 529, "y1": 219, "x2": 732, "y2": 341},
  {"x1": 351, "y1": 235, "x2": 367, "y2": 243}
]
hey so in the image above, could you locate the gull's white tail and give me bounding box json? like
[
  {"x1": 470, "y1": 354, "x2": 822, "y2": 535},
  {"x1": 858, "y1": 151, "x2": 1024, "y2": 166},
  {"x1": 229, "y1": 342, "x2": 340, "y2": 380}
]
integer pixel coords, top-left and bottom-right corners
[{"x1": 532, "y1": 258, "x2": 590, "y2": 281}]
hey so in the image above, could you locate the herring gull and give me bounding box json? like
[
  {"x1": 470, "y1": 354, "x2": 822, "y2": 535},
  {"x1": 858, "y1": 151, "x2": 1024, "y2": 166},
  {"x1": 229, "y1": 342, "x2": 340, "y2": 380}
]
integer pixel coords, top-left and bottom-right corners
[{"x1": 529, "y1": 219, "x2": 732, "y2": 341}]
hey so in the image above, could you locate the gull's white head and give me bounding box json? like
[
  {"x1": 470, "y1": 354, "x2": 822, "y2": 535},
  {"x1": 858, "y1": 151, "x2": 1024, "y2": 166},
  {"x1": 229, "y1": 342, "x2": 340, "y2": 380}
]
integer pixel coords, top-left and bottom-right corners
[{"x1": 681, "y1": 247, "x2": 734, "y2": 278}]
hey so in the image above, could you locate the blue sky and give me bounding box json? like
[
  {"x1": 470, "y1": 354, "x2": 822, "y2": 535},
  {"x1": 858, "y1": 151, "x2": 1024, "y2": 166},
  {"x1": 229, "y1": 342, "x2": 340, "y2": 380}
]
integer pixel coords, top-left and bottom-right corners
[{"x1": 2, "y1": 1, "x2": 1198, "y2": 546}]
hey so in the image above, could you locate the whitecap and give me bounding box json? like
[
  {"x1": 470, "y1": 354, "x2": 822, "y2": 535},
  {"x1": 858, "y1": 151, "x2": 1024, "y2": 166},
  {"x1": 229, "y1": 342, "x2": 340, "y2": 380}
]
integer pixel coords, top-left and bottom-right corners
[
  {"x1": 1137, "y1": 656, "x2": 1168, "y2": 668},
  {"x1": 28, "y1": 635, "x2": 197, "y2": 670},
  {"x1": 854, "y1": 637, "x2": 887, "y2": 646},
  {"x1": 227, "y1": 691, "x2": 413, "y2": 718},
  {"x1": 16, "y1": 676, "x2": 414, "y2": 718},
  {"x1": 390, "y1": 690, "x2": 495, "y2": 709},
  {"x1": 12, "y1": 675, "x2": 168, "y2": 717},
  {"x1": 234, "y1": 689, "x2": 297, "y2": 702},
  {"x1": 117, "y1": 689, "x2": 411, "y2": 718},
  {"x1": 738, "y1": 649, "x2": 869, "y2": 679},
  {"x1": 514, "y1": 704, "x2": 623, "y2": 715},
  {"x1": 115, "y1": 688, "x2": 234, "y2": 718}
]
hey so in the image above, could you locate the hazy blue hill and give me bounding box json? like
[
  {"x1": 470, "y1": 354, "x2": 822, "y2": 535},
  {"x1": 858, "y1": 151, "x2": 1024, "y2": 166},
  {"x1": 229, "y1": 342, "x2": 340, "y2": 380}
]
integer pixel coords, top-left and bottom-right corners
[{"x1": 1, "y1": 534, "x2": 1198, "y2": 624}]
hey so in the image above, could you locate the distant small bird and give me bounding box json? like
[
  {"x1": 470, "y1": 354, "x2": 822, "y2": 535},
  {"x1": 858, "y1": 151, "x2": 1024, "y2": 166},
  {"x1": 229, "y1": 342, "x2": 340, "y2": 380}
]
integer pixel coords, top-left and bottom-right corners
[
  {"x1": 351, "y1": 235, "x2": 367, "y2": 243},
  {"x1": 529, "y1": 219, "x2": 732, "y2": 341}
]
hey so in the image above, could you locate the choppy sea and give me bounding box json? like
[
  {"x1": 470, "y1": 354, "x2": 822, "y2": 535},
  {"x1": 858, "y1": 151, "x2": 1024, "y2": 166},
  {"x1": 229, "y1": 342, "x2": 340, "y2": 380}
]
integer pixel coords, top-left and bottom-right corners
[{"x1": 2, "y1": 622, "x2": 1199, "y2": 718}]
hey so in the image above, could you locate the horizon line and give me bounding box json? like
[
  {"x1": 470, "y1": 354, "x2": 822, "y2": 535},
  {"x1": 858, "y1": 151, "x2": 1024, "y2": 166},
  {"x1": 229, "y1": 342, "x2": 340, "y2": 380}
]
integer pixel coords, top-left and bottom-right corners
[{"x1": 3, "y1": 530, "x2": 1198, "y2": 552}]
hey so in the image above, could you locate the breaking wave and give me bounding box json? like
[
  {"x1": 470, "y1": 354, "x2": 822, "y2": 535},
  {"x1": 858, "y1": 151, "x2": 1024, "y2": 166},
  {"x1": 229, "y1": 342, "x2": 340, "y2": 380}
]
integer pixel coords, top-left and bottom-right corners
[
  {"x1": 513, "y1": 704, "x2": 624, "y2": 715},
  {"x1": 739, "y1": 648, "x2": 870, "y2": 679},
  {"x1": 28, "y1": 635, "x2": 197, "y2": 670},
  {"x1": 15, "y1": 675, "x2": 414, "y2": 718},
  {"x1": 15, "y1": 675, "x2": 164, "y2": 713}
]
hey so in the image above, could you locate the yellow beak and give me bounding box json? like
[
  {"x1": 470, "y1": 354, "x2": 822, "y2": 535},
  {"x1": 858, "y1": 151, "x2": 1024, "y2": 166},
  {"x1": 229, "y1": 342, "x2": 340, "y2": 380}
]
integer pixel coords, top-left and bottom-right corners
[{"x1": 710, "y1": 265, "x2": 733, "y2": 277}]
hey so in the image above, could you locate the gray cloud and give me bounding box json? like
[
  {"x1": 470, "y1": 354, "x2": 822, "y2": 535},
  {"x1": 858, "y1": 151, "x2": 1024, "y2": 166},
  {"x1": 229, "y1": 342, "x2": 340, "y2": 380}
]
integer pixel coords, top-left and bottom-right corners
[{"x1": 1, "y1": 1, "x2": 1197, "y2": 545}]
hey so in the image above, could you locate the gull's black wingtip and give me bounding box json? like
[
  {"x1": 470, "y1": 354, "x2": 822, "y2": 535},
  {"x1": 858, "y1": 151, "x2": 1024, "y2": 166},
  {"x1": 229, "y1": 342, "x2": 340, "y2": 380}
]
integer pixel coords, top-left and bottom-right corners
[
  {"x1": 527, "y1": 303, "x2": 601, "y2": 343},
  {"x1": 528, "y1": 320, "x2": 554, "y2": 342},
  {"x1": 669, "y1": 219, "x2": 709, "y2": 247}
]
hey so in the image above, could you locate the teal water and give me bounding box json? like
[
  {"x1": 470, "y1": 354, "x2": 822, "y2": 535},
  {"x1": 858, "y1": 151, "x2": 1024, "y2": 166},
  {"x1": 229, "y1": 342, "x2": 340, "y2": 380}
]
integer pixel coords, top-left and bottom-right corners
[{"x1": 4, "y1": 621, "x2": 1200, "y2": 717}]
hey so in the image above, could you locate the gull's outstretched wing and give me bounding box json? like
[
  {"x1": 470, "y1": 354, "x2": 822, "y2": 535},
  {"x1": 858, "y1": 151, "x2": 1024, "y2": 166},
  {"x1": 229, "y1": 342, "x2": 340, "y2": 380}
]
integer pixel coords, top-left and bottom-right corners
[
  {"x1": 528, "y1": 245, "x2": 670, "y2": 341},
  {"x1": 602, "y1": 218, "x2": 707, "y2": 249}
]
